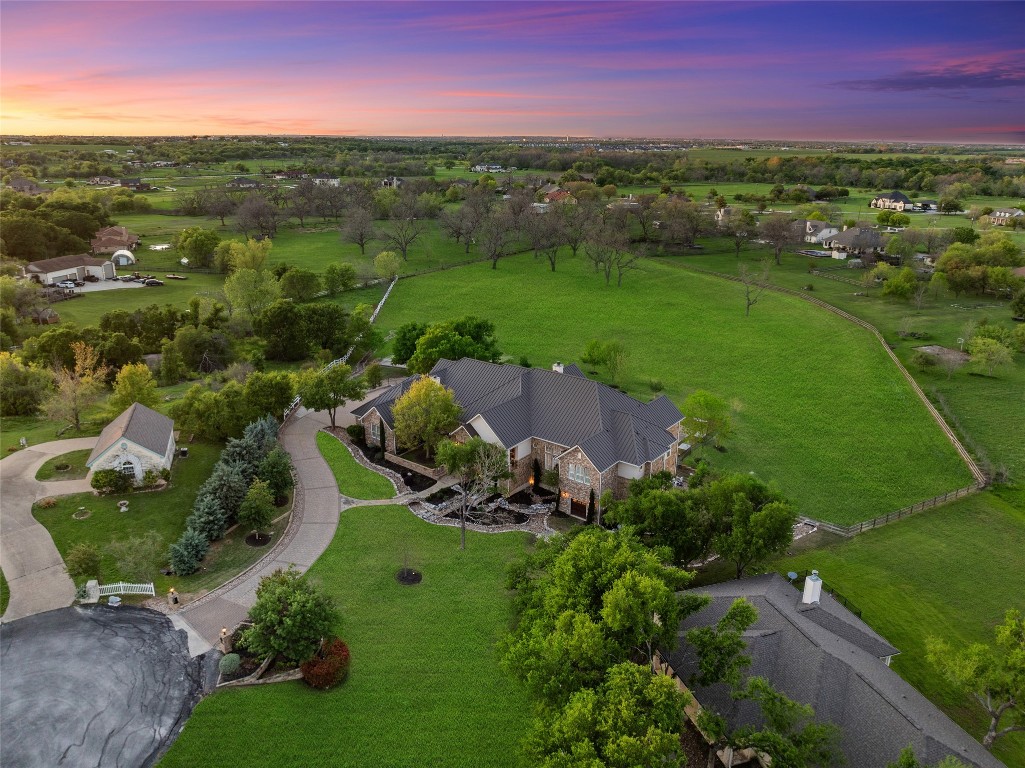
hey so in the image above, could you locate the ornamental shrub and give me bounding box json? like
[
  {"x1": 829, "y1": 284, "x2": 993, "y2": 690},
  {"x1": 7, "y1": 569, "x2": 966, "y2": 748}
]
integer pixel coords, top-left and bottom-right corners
[
  {"x1": 168, "y1": 528, "x2": 209, "y2": 576},
  {"x1": 65, "y1": 543, "x2": 102, "y2": 581},
  {"x1": 346, "y1": 424, "x2": 365, "y2": 442},
  {"x1": 187, "y1": 494, "x2": 228, "y2": 542},
  {"x1": 91, "y1": 468, "x2": 133, "y2": 494},
  {"x1": 218, "y1": 653, "x2": 241, "y2": 676},
  {"x1": 301, "y1": 637, "x2": 351, "y2": 690},
  {"x1": 242, "y1": 566, "x2": 337, "y2": 664}
]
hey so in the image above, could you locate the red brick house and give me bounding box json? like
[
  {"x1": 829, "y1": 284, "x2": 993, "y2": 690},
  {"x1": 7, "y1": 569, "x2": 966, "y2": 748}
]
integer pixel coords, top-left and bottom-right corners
[{"x1": 352, "y1": 358, "x2": 684, "y2": 520}]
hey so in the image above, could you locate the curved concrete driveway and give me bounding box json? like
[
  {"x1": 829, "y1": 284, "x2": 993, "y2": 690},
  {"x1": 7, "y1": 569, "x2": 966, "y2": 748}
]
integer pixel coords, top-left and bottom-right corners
[{"x1": 0, "y1": 437, "x2": 97, "y2": 622}]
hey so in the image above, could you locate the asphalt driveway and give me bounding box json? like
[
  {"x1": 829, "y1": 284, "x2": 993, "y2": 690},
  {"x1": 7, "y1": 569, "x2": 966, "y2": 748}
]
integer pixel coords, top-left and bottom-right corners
[{"x1": 0, "y1": 606, "x2": 210, "y2": 768}]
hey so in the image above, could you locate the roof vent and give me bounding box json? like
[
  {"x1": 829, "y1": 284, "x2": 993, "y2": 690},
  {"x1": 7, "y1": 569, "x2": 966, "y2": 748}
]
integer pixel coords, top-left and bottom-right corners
[
  {"x1": 802, "y1": 570, "x2": 823, "y2": 605},
  {"x1": 552, "y1": 362, "x2": 564, "y2": 374}
]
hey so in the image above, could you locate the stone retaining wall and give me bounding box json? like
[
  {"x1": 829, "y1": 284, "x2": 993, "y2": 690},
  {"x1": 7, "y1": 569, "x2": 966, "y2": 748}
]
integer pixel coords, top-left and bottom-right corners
[{"x1": 385, "y1": 452, "x2": 446, "y2": 480}]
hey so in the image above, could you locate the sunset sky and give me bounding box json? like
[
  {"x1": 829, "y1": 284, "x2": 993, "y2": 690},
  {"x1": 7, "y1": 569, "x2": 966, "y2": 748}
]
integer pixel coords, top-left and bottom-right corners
[{"x1": 2, "y1": 1, "x2": 1023, "y2": 142}]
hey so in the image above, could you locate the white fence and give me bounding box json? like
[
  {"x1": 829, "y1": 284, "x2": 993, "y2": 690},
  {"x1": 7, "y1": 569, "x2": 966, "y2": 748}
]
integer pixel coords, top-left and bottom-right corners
[
  {"x1": 283, "y1": 275, "x2": 398, "y2": 420},
  {"x1": 98, "y1": 582, "x2": 155, "y2": 597}
]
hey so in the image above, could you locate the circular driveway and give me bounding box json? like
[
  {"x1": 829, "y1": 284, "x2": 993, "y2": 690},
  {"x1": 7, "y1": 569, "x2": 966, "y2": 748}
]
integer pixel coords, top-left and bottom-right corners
[{"x1": 0, "y1": 606, "x2": 207, "y2": 768}]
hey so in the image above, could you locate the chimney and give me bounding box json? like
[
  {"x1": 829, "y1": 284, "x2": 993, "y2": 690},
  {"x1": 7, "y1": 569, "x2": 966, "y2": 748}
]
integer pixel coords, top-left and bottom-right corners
[
  {"x1": 802, "y1": 570, "x2": 823, "y2": 604},
  {"x1": 552, "y1": 361, "x2": 564, "y2": 374}
]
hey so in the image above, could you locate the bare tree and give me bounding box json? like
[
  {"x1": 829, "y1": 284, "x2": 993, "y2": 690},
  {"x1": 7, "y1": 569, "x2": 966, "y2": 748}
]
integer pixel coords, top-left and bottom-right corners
[
  {"x1": 723, "y1": 208, "x2": 758, "y2": 258},
  {"x1": 738, "y1": 259, "x2": 772, "y2": 316},
  {"x1": 584, "y1": 219, "x2": 631, "y2": 285},
  {"x1": 384, "y1": 202, "x2": 427, "y2": 260},
  {"x1": 657, "y1": 198, "x2": 709, "y2": 250},
  {"x1": 438, "y1": 208, "x2": 473, "y2": 252},
  {"x1": 341, "y1": 207, "x2": 377, "y2": 254},
  {"x1": 289, "y1": 179, "x2": 318, "y2": 227},
  {"x1": 523, "y1": 209, "x2": 564, "y2": 271},
  {"x1": 199, "y1": 188, "x2": 237, "y2": 226},
  {"x1": 315, "y1": 183, "x2": 347, "y2": 221},
  {"x1": 759, "y1": 213, "x2": 797, "y2": 265},
  {"x1": 558, "y1": 200, "x2": 598, "y2": 258},
  {"x1": 630, "y1": 193, "x2": 660, "y2": 242},
  {"x1": 477, "y1": 209, "x2": 516, "y2": 270},
  {"x1": 235, "y1": 194, "x2": 280, "y2": 237}
]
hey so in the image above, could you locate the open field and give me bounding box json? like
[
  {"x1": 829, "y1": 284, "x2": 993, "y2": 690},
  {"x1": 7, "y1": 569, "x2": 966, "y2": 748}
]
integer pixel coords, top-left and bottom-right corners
[
  {"x1": 775, "y1": 487, "x2": 1025, "y2": 768},
  {"x1": 316, "y1": 431, "x2": 395, "y2": 500},
  {"x1": 676, "y1": 244, "x2": 1025, "y2": 482},
  {"x1": 159, "y1": 504, "x2": 534, "y2": 768},
  {"x1": 374, "y1": 251, "x2": 974, "y2": 524}
]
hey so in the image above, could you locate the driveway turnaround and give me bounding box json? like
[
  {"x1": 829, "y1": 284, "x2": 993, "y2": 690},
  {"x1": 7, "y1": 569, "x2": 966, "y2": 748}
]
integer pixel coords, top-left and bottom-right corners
[
  {"x1": 0, "y1": 437, "x2": 96, "y2": 622},
  {"x1": 0, "y1": 605, "x2": 207, "y2": 768}
]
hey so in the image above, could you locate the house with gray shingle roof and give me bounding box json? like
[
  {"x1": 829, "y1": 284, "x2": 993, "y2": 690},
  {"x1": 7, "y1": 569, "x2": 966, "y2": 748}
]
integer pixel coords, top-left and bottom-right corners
[
  {"x1": 86, "y1": 403, "x2": 176, "y2": 485},
  {"x1": 871, "y1": 191, "x2": 914, "y2": 211},
  {"x1": 658, "y1": 573, "x2": 1003, "y2": 768},
  {"x1": 822, "y1": 226, "x2": 884, "y2": 257},
  {"x1": 352, "y1": 358, "x2": 684, "y2": 519}
]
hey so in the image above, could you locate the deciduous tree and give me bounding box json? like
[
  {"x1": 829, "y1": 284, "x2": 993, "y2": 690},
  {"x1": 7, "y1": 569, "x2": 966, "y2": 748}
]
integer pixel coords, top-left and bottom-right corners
[
  {"x1": 294, "y1": 364, "x2": 366, "y2": 429},
  {"x1": 391, "y1": 376, "x2": 461, "y2": 458},
  {"x1": 243, "y1": 566, "x2": 338, "y2": 664},
  {"x1": 107, "y1": 362, "x2": 159, "y2": 414},
  {"x1": 41, "y1": 341, "x2": 110, "y2": 431}
]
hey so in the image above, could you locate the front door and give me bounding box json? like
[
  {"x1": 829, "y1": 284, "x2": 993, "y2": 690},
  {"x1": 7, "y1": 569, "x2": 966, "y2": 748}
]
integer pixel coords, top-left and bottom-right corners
[{"x1": 570, "y1": 498, "x2": 588, "y2": 519}]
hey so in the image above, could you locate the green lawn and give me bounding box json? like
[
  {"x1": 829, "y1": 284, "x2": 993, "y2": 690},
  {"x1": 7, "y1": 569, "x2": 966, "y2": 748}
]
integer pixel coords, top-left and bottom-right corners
[
  {"x1": 29, "y1": 442, "x2": 289, "y2": 595},
  {"x1": 374, "y1": 251, "x2": 974, "y2": 525},
  {"x1": 774, "y1": 489, "x2": 1025, "y2": 768},
  {"x1": 316, "y1": 431, "x2": 395, "y2": 500},
  {"x1": 160, "y1": 505, "x2": 534, "y2": 768},
  {"x1": 0, "y1": 415, "x2": 104, "y2": 454},
  {"x1": 34, "y1": 448, "x2": 92, "y2": 481},
  {"x1": 679, "y1": 244, "x2": 1025, "y2": 482},
  {"x1": 0, "y1": 568, "x2": 9, "y2": 616}
]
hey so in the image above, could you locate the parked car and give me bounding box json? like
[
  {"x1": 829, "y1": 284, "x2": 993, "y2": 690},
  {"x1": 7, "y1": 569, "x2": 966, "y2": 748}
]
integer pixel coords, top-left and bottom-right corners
[
  {"x1": 57, "y1": 280, "x2": 77, "y2": 289},
  {"x1": 144, "y1": 279, "x2": 165, "y2": 287},
  {"x1": 84, "y1": 274, "x2": 100, "y2": 283}
]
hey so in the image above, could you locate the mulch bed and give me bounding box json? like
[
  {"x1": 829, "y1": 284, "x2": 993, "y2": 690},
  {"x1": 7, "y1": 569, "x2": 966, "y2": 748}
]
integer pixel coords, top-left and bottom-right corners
[
  {"x1": 245, "y1": 532, "x2": 272, "y2": 547},
  {"x1": 349, "y1": 439, "x2": 436, "y2": 492},
  {"x1": 396, "y1": 567, "x2": 422, "y2": 586}
]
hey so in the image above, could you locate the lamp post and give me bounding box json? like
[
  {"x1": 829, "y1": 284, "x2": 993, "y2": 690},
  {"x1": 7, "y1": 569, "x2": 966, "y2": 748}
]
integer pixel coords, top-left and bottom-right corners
[
  {"x1": 168, "y1": 587, "x2": 178, "y2": 606},
  {"x1": 220, "y1": 627, "x2": 229, "y2": 653}
]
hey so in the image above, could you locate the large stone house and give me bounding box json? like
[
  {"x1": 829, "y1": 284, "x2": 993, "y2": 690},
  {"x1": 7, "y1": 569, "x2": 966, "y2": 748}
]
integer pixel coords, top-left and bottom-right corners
[
  {"x1": 870, "y1": 191, "x2": 914, "y2": 211},
  {"x1": 86, "y1": 403, "x2": 176, "y2": 485},
  {"x1": 352, "y1": 358, "x2": 685, "y2": 519},
  {"x1": 821, "y1": 226, "x2": 884, "y2": 258},
  {"x1": 91, "y1": 225, "x2": 140, "y2": 255},
  {"x1": 987, "y1": 207, "x2": 1024, "y2": 226},
  {"x1": 793, "y1": 219, "x2": 839, "y2": 244},
  {"x1": 660, "y1": 573, "x2": 1003, "y2": 768}
]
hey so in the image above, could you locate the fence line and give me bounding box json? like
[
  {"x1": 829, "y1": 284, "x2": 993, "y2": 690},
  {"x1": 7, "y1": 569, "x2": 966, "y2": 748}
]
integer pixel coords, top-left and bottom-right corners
[
  {"x1": 97, "y1": 582, "x2": 156, "y2": 597},
  {"x1": 283, "y1": 275, "x2": 398, "y2": 421},
  {"x1": 808, "y1": 268, "x2": 866, "y2": 287},
  {"x1": 660, "y1": 260, "x2": 987, "y2": 489}
]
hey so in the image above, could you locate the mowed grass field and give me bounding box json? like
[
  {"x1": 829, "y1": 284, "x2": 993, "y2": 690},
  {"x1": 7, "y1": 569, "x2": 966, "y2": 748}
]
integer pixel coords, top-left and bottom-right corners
[
  {"x1": 775, "y1": 487, "x2": 1025, "y2": 768},
  {"x1": 159, "y1": 505, "x2": 534, "y2": 768},
  {"x1": 680, "y1": 245, "x2": 1025, "y2": 482},
  {"x1": 376, "y1": 252, "x2": 974, "y2": 524}
]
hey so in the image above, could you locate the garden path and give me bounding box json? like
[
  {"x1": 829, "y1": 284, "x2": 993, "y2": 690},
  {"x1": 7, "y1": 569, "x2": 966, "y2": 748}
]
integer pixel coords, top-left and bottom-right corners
[{"x1": 0, "y1": 436, "x2": 97, "y2": 622}]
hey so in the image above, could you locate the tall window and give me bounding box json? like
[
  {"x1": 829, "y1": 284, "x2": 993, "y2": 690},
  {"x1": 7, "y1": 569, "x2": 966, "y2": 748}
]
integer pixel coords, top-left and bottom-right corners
[
  {"x1": 544, "y1": 445, "x2": 558, "y2": 470},
  {"x1": 568, "y1": 463, "x2": 590, "y2": 485},
  {"x1": 370, "y1": 422, "x2": 380, "y2": 440},
  {"x1": 119, "y1": 460, "x2": 135, "y2": 476}
]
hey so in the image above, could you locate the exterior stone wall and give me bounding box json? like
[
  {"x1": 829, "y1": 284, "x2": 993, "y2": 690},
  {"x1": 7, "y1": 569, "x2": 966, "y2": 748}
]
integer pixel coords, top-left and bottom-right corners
[
  {"x1": 360, "y1": 411, "x2": 396, "y2": 453},
  {"x1": 92, "y1": 445, "x2": 170, "y2": 485},
  {"x1": 557, "y1": 447, "x2": 600, "y2": 515},
  {"x1": 384, "y1": 452, "x2": 446, "y2": 480}
]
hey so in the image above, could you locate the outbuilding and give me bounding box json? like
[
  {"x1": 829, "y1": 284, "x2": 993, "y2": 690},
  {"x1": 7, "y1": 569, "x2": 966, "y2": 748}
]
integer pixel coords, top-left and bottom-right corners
[
  {"x1": 24, "y1": 254, "x2": 115, "y2": 285},
  {"x1": 86, "y1": 403, "x2": 176, "y2": 485}
]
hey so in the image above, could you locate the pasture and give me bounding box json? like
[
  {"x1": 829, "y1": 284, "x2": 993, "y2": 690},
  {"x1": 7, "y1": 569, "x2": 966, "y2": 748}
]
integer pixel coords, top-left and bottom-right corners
[
  {"x1": 374, "y1": 251, "x2": 975, "y2": 525},
  {"x1": 159, "y1": 505, "x2": 534, "y2": 768}
]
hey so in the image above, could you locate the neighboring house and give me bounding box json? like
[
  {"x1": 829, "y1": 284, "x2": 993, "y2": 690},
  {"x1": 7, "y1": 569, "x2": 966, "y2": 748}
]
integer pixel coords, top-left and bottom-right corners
[
  {"x1": 87, "y1": 175, "x2": 119, "y2": 186},
  {"x1": 353, "y1": 358, "x2": 684, "y2": 519},
  {"x1": 713, "y1": 206, "x2": 733, "y2": 225},
  {"x1": 225, "y1": 177, "x2": 260, "y2": 189},
  {"x1": 24, "y1": 253, "x2": 116, "y2": 284},
  {"x1": 471, "y1": 164, "x2": 505, "y2": 173},
  {"x1": 448, "y1": 178, "x2": 473, "y2": 190},
  {"x1": 312, "y1": 172, "x2": 341, "y2": 187},
  {"x1": 119, "y1": 178, "x2": 152, "y2": 192},
  {"x1": 988, "y1": 207, "x2": 1024, "y2": 226},
  {"x1": 658, "y1": 573, "x2": 1002, "y2": 768},
  {"x1": 793, "y1": 219, "x2": 840, "y2": 244},
  {"x1": 6, "y1": 177, "x2": 50, "y2": 195},
  {"x1": 538, "y1": 182, "x2": 562, "y2": 197},
  {"x1": 917, "y1": 199, "x2": 937, "y2": 211},
  {"x1": 86, "y1": 403, "x2": 176, "y2": 485},
  {"x1": 822, "y1": 227, "x2": 884, "y2": 258},
  {"x1": 380, "y1": 176, "x2": 405, "y2": 188},
  {"x1": 91, "y1": 225, "x2": 140, "y2": 254},
  {"x1": 271, "y1": 170, "x2": 308, "y2": 180},
  {"x1": 544, "y1": 189, "x2": 576, "y2": 204},
  {"x1": 870, "y1": 191, "x2": 914, "y2": 211}
]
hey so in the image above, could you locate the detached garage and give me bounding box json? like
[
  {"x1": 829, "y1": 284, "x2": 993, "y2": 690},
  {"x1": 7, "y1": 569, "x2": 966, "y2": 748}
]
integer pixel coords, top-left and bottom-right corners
[{"x1": 24, "y1": 254, "x2": 115, "y2": 284}]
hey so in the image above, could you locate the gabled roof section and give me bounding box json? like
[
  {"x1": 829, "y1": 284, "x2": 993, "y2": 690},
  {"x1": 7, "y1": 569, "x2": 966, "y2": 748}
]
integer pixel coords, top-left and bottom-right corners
[
  {"x1": 87, "y1": 403, "x2": 174, "y2": 466},
  {"x1": 26, "y1": 254, "x2": 110, "y2": 273},
  {"x1": 352, "y1": 359, "x2": 683, "y2": 471},
  {"x1": 665, "y1": 574, "x2": 1002, "y2": 768}
]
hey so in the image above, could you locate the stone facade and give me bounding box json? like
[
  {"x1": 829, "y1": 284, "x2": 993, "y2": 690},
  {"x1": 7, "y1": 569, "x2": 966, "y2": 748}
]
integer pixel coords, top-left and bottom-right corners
[
  {"x1": 362, "y1": 409, "x2": 396, "y2": 453},
  {"x1": 90, "y1": 437, "x2": 174, "y2": 485}
]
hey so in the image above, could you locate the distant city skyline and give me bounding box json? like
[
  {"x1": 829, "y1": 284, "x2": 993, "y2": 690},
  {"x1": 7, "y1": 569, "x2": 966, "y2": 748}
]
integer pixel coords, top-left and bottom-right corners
[{"x1": 1, "y1": 1, "x2": 1023, "y2": 143}]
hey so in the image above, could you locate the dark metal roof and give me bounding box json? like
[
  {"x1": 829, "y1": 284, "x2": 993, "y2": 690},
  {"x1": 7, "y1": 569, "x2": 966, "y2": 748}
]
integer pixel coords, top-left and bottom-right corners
[
  {"x1": 87, "y1": 403, "x2": 174, "y2": 466},
  {"x1": 665, "y1": 574, "x2": 1004, "y2": 768},
  {"x1": 352, "y1": 359, "x2": 682, "y2": 471}
]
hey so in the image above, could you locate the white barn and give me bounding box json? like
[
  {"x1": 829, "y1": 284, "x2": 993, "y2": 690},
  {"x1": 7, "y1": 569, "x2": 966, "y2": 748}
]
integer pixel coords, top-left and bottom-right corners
[
  {"x1": 24, "y1": 254, "x2": 115, "y2": 285},
  {"x1": 86, "y1": 403, "x2": 176, "y2": 485}
]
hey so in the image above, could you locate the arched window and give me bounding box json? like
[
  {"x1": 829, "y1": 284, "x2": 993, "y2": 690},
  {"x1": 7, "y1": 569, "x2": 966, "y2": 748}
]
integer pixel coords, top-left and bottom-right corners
[{"x1": 120, "y1": 460, "x2": 135, "y2": 476}]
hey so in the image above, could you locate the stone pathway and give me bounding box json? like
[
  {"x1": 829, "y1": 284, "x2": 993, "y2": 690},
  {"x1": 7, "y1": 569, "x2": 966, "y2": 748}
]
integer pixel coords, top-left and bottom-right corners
[{"x1": 0, "y1": 436, "x2": 97, "y2": 622}]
